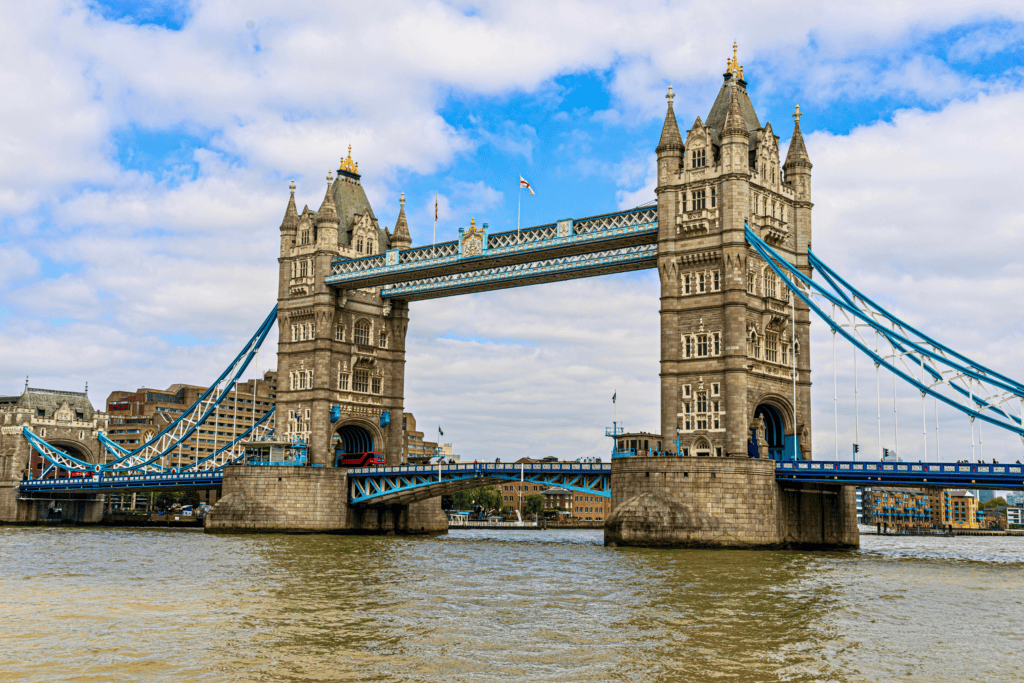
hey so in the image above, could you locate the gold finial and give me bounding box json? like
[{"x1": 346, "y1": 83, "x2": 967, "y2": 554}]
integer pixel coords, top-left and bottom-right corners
[
  {"x1": 289, "y1": 179, "x2": 295, "y2": 192},
  {"x1": 793, "y1": 104, "x2": 802, "y2": 123},
  {"x1": 739, "y1": 65, "x2": 744, "y2": 79},
  {"x1": 470, "y1": 217, "x2": 476, "y2": 228},
  {"x1": 728, "y1": 41, "x2": 743, "y2": 77},
  {"x1": 339, "y1": 144, "x2": 359, "y2": 174},
  {"x1": 666, "y1": 84, "x2": 675, "y2": 103}
]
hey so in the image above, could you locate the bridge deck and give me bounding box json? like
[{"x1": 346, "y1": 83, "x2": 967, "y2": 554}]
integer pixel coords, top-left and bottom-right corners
[
  {"x1": 325, "y1": 207, "x2": 657, "y2": 300},
  {"x1": 776, "y1": 460, "x2": 1024, "y2": 489}
]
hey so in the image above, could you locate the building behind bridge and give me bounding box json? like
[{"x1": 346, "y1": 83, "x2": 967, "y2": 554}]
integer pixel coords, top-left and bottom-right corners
[{"x1": 104, "y1": 371, "x2": 277, "y2": 469}]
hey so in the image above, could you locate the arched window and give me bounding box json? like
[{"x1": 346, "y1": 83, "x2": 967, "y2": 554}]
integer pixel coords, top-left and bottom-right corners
[
  {"x1": 301, "y1": 230, "x2": 309, "y2": 245},
  {"x1": 354, "y1": 320, "x2": 371, "y2": 346},
  {"x1": 357, "y1": 239, "x2": 363, "y2": 253},
  {"x1": 366, "y1": 239, "x2": 374, "y2": 255},
  {"x1": 763, "y1": 269, "x2": 777, "y2": 299},
  {"x1": 378, "y1": 330, "x2": 387, "y2": 348}
]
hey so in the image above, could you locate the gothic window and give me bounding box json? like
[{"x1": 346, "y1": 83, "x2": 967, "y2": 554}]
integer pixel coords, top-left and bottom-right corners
[
  {"x1": 763, "y1": 270, "x2": 778, "y2": 299},
  {"x1": 298, "y1": 372, "x2": 306, "y2": 389},
  {"x1": 685, "y1": 336, "x2": 693, "y2": 358},
  {"x1": 696, "y1": 392, "x2": 708, "y2": 429},
  {"x1": 339, "y1": 373, "x2": 349, "y2": 391},
  {"x1": 378, "y1": 330, "x2": 387, "y2": 348},
  {"x1": 692, "y1": 189, "x2": 706, "y2": 211},
  {"x1": 782, "y1": 343, "x2": 790, "y2": 366},
  {"x1": 697, "y1": 334, "x2": 709, "y2": 357},
  {"x1": 300, "y1": 325, "x2": 307, "y2": 341},
  {"x1": 710, "y1": 187, "x2": 716, "y2": 208},
  {"x1": 353, "y1": 369, "x2": 369, "y2": 393},
  {"x1": 683, "y1": 274, "x2": 691, "y2": 295},
  {"x1": 357, "y1": 239, "x2": 364, "y2": 253},
  {"x1": 766, "y1": 332, "x2": 779, "y2": 363},
  {"x1": 300, "y1": 260, "x2": 308, "y2": 278},
  {"x1": 335, "y1": 325, "x2": 344, "y2": 342},
  {"x1": 291, "y1": 325, "x2": 298, "y2": 342},
  {"x1": 712, "y1": 270, "x2": 721, "y2": 291},
  {"x1": 683, "y1": 402, "x2": 692, "y2": 431},
  {"x1": 713, "y1": 401, "x2": 721, "y2": 429},
  {"x1": 692, "y1": 148, "x2": 706, "y2": 168},
  {"x1": 289, "y1": 372, "x2": 295, "y2": 390},
  {"x1": 301, "y1": 230, "x2": 309, "y2": 245},
  {"x1": 747, "y1": 270, "x2": 755, "y2": 294},
  {"x1": 354, "y1": 320, "x2": 371, "y2": 346},
  {"x1": 711, "y1": 383, "x2": 720, "y2": 396},
  {"x1": 713, "y1": 332, "x2": 721, "y2": 356},
  {"x1": 698, "y1": 272, "x2": 706, "y2": 293},
  {"x1": 683, "y1": 384, "x2": 691, "y2": 398},
  {"x1": 371, "y1": 377, "x2": 381, "y2": 394},
  {"x1": 310, "y1": 323, "x2": 315, "y2": 338}
]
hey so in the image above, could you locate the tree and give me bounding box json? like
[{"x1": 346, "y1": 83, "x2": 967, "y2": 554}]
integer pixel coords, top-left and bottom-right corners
[
  {"x1": 980, "y1": 497, "x2": 1008, "y2": 509},
  {"x1": 524, "y1": 494, "x2": 544, "y2": 515},
  {"x1": 451, "y1": 485, "x2": 502, "y2": 512}
]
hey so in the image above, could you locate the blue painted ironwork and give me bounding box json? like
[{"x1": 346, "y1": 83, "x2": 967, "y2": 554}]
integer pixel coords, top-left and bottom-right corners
[
  {"x1": 325, "y1": 207, "x2": 658, "y2": 294},
  {"x1": 746, "y1": 225, "x2": 1024, "y2": 439},
  {"x1": 775, "y1": 459, "x2": 1024, "y2": 490},
  {"x1": 330, "y1": 405, "x2": 341, "y2": 423},
  {"x1": 347, "y1": 462, "x2": 611, "y2": 505},
  {"x1": 381, "y1": 243, "x2": 657, "y2": 300},
  {"x1": 380, "y1": 409, "x2": 391, "y2": 427},
  {"x1": 20, "y1": 470, "x2": 224, "y2": 494}
]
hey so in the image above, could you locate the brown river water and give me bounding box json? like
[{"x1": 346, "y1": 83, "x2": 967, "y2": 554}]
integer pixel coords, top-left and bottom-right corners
[{"x1": 1, "y1": 527, "x2": 1022, "y2": 682}]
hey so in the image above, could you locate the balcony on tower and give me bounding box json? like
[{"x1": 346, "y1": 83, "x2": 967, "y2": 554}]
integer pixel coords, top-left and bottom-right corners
[
  {"x1": 676, "y1": 207, "x2": 719, "y2": 236},
  {"x1": 750, "y1": 215, "x2": 789, "y2": 246}
]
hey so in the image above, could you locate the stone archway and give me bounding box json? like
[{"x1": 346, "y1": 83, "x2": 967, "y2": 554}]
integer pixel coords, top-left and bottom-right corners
[
  {"x1": 331, "y1": 420, "x2": 383, "y2": 467},
  {"x1": 46, "y1": 440, "x2": 95, "y2": 477},
  {"x1": 752, "y1": 400, "x2": 792, "y2": 460}
]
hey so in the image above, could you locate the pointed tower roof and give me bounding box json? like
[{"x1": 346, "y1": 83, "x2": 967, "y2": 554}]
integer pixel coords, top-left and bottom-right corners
[
  {"x1": 316, "y1": 171, "x2": 338, "y2": 225},
  {"x1": 656, "y1": 85, "x2": 683, "y2": 154},
  {"x1": 280, "y1": 180, "x2": 299, "y2": 230},
  {"x1": 705, "y1": 44, "x2": 761, "y2": 141},
  {"x1": 391, "y1": 192, "x2": 411, "y2": 249},
  {"x1": 722, "y1": 88, "x2": 748, "y2": 137},
  {"x1": 784, "y1": 105, "x2": 812, "y2": 169}
]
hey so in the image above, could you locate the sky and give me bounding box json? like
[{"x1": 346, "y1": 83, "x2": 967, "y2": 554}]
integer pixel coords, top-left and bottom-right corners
[{"x1": 2, "y1": 1, "x2": 1024, "y2": 464}]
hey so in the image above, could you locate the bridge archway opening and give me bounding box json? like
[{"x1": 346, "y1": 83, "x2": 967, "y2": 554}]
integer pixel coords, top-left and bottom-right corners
[
  {"x1": 332, "y1": 423, "x2": 382, "y2": 468},
  {"x1": 44, "y1": 441, "x2": 93, "y2": 478},
  {"x1": 753, "y1": 404, "x2": 791, "y2": 460}
]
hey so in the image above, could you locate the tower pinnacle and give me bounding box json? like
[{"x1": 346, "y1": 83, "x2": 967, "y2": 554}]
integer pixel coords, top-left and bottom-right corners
[{"x1": 656, "y1": 84, "x2": 683, "y2": 154}]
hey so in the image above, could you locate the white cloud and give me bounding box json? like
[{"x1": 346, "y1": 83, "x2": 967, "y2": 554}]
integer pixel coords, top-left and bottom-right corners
[{"x1": 2, "y1": 1, "x2": 1024, "y2": 462}]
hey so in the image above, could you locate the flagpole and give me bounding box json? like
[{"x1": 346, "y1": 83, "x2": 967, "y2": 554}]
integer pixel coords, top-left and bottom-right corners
[
  {"x1": 433, "y1": 193, "x2": 437, "y2": 246},
  {"x1": 517, "y1": 180, "x2": 522, "y2": 236}
]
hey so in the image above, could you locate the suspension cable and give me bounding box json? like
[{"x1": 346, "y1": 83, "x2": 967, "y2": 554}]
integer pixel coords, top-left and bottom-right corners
[
  {"x1": 920, "y1": 355, "x2": 927, "y2": 462},
  {"x1": 875, "y1": 329, "x2": 883, "y2": 460},
  {"x1": 833, "y1": 305, "x2": 838, "y2": 460},
  {"x1": 853, "y1": 341, "x2": 860, "y2": 461}
]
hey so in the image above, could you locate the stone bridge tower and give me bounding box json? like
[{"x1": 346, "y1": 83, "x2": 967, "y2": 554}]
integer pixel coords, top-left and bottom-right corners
[
  {"x1": 607, "y1": 48, "x2": 856, "y2": 549},
  {"x1": 655, "y1": 51, "x2": 813, "y2": 462},
  {"x1": 275, "y1": 149, "x2": 409, "y2": 467}
]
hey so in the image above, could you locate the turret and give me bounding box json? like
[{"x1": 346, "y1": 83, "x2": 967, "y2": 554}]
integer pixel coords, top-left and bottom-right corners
[
  {"x1": 315, "y1": 170, "x2": 339, "y2": 250},
  {"x1": 720, "y1": 82, "x2": 749, "y2": 176},
  {"x1": 279, "y1": 180, "x2": 299, "y2": 257},
  {"x1": 656, "y1": 85, "x2": 683, "y2": 186},
  {"x1": 390, "y1": 192, "x2": 412, "y2": 251},
  {"x1": 783, "y1": 105, "x2": 812, "y2": 202}
]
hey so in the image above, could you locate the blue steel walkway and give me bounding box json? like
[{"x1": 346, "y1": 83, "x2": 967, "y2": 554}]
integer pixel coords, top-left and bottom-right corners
[{"x1": 19, "y1": 459, "x2": 1024, "y2": 501}]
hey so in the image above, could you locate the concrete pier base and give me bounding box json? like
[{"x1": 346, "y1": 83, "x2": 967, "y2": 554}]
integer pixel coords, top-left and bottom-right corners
[
  {"x1": 204, "y1": 465, "x2": 448, "y2": 535},
  {"x1": 604, "y1": 457, "x2": 858, "y2": 550},
  {"x1": 0, "y1": 481, "x2": 106, "y2": 525}
]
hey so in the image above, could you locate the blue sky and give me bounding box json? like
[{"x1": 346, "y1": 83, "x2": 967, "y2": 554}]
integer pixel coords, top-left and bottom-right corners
[{"x1": 2, "y1": 1, "x2": 1024, "y2": 462}]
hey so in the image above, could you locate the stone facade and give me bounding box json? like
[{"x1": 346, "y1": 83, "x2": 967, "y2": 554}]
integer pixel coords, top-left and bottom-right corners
[
  {"x1": 1, "y1": 387, "x2": 108, "y2": 522},
  {"x1": 205, "y1": 464, "x2": 447, "y2": 535},
  {"x1": 606, "y1": 456, "x2": 857, "y2": 549},
  {"x1": 655, "y1": 53, "x2": 813, "y2": 461},
  {"x1": 275, "y1": 150, "x2": 410, "y2": 467}
]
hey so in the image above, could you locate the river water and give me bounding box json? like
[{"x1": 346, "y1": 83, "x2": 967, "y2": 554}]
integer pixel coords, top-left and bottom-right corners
[{"x1": 1, "y1": 527, "x2": 1022, "y2": 682}]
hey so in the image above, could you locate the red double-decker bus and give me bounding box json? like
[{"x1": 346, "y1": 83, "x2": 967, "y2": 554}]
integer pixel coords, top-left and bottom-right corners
[{"x1": 335, "y1": 451, "x2": 384, "y2": 468}]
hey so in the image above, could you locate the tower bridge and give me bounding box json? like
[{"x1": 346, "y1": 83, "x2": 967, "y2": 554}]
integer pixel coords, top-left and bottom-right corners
[{"x1": 4, "y1": 48, "x2": 1023, "y2": 546}]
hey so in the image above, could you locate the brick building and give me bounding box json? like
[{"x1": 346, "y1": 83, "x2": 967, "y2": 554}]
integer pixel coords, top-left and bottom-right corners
[
  {"x1": 932, "y1": 489, "x2": 982, "y2": 530},
  {"x1": 861, "y1": 487, "x2": 932, "y2": 530},
  {"x1": 104, "y1": 371, "x2": 277, "y2": 469},
  {"x1": 402, "y1": 412, "x2": 438, "y2": 462}
]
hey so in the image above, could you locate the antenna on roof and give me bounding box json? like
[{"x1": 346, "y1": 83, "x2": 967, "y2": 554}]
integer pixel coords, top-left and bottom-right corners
[
  {"x1": 24, "y1": 376, "x2": 28, "y2": 392},
  {"x1": 85, "y1": 382, "x2": 89, "y2": 395}
]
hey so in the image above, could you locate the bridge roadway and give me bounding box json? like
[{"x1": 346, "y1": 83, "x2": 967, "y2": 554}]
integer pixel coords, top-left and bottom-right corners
[
  {"x1": 324, "y1": 207, "x2": 658, "y2": 300},
  {"x1": 18, "y1": 460, "x2": 1024, "y2": 502}
]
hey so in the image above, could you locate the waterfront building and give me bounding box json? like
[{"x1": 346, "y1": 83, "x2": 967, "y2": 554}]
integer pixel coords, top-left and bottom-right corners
[
  {"x1": 104, "y1": 372, "x2": 277, "y2": 469},
  {"x1": 1007, "y1": 507, "x2": 1024, "y2": 528},
  {"x1": 535, "y1": 485, "x2": 612, "y2": 521},
  {"x1": 856, "y1": 486, "x2": 865, "y2": 523},
  {"x1": 934, "y1": 490, "x2": 982, "y2": 530},
  {"x1": 861, "y1": 487, "x2": 931, "y2": 530}
]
